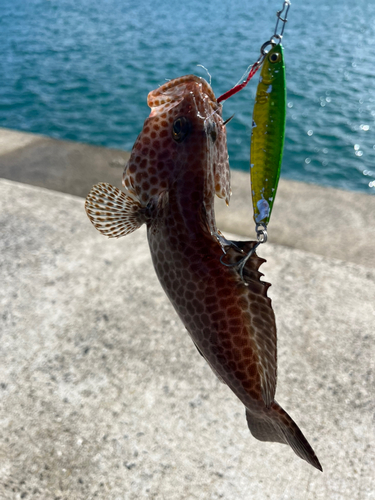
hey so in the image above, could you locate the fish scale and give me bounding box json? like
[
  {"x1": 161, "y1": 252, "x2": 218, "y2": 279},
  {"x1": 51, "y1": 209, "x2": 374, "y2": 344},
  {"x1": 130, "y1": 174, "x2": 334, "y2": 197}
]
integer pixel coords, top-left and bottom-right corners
[{"x1": 85, "y1": 75, "x2": 322, "y2": 472}]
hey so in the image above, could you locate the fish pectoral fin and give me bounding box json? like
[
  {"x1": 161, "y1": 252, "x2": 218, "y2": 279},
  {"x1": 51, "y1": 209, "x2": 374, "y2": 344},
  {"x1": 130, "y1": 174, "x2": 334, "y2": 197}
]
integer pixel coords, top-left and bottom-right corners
[{"x1": 85, "y1": 182, "x2": 147, "y2": 238}]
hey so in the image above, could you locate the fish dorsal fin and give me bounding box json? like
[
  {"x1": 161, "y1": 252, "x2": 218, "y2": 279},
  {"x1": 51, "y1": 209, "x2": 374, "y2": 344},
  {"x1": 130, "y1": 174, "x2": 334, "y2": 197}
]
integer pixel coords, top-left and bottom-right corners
[
  {"x1": 223, "y1": 240, "x2": 277, "y2": 407},
  {"x1": 85, "y1": 183, "x2": 147, "y2": 238}
]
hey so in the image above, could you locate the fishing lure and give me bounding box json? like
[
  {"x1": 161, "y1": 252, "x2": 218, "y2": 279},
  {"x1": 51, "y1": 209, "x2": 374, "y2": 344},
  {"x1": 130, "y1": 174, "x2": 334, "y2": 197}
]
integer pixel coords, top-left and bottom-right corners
[
  {"x1": 250, "y1": 43, "x2": 286, "y2": 226},
  {"x1": 217, "y1": 0, "x2": 290, "y2": 237}
]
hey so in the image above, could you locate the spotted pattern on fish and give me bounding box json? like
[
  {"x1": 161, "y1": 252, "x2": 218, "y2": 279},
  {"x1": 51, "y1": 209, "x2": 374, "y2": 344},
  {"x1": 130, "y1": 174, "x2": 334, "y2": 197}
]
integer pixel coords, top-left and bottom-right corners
[
  {"x1": 122, "y1": 75, "x2": 231, "y2": 215},
  {"x1": 86, "y1": 182, "x2": 146, "y2": 237},
  {"x1": 85, "y1": 75, "x2": 322, "y2": 472}
]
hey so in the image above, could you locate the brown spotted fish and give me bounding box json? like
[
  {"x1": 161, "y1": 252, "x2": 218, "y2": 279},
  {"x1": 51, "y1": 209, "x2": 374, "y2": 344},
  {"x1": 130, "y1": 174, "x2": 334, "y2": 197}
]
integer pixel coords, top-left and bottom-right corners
[{"x1": 85, "y1": 75, "x2": 322, "y2": 471}]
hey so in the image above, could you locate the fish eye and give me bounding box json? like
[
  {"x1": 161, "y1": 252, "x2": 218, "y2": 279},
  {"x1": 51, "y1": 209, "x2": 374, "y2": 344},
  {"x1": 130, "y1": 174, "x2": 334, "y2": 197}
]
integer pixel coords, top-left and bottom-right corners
[
  {"x1": 206, "y1": 121, "x2": 217, "y2": 143},
  {"x1": 172, "y1": 117, "x2": 191, "y2": 143},
  {"x1": 269, "y1": 52, "x2": 281, "y2": 63}
]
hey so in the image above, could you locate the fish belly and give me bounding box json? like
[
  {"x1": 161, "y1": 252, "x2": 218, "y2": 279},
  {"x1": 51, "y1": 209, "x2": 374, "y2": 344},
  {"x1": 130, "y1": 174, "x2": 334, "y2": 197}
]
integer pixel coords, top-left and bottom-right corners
[{"x1": 147, "y1": 224, "x2": 273, "y2": 412}]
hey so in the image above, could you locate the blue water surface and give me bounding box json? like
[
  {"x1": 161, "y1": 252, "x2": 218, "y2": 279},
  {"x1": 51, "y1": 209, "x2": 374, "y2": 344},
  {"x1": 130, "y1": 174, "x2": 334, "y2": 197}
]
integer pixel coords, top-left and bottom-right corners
[{"x1": 1, "y1": 0, "x2": 375, "y2": 194}]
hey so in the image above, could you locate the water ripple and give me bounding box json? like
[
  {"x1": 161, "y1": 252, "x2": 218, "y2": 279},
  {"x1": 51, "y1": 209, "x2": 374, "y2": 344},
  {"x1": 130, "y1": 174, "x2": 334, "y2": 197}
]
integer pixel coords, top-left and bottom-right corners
[{"x1": 0, "y1": 0, "x2": 374, "y2": 194}]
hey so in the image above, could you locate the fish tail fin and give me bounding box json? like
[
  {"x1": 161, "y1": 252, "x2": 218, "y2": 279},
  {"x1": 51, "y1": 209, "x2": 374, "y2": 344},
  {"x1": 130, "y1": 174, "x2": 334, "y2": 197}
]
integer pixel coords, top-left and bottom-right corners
[
  {"x1": 85, "y1": 183, "x2": 147, "y2": 238},
  {"x1": 245, "y1": 401, "x2": 322, "y2": 471}
]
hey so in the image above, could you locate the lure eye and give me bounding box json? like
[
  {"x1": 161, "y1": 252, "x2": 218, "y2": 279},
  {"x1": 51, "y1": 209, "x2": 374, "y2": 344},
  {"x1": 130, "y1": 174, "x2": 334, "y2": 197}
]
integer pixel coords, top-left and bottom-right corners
[
  {"x1": 172, "y1": 117, "x2": 191, "y2": 143},
  {"x1": 269, "y1": 52, "x2": 281, "y2": 63}
]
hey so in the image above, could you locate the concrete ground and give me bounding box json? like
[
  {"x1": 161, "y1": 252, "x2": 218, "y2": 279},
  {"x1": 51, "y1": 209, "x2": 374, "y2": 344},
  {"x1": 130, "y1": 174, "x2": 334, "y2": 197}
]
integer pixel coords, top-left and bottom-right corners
[
  {"x1": 1, "y1": 127, "x2": 375, "y2": 267},
  {"x1": 0, "y1": 128, "x2": 374, "y2": 499}
]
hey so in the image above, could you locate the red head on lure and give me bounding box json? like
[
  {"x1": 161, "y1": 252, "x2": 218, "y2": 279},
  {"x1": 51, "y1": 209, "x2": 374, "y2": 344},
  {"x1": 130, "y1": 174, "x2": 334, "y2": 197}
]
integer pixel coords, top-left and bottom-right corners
[{"x1": 85, "y1": 75, "x2": 322, "y2": 472}]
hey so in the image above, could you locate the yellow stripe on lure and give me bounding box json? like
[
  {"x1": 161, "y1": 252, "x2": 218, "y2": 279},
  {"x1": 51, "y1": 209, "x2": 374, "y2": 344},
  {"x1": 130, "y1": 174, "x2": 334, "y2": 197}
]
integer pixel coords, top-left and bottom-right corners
[{"x1": 250, "y1": 43, "x2": 286, "y2": 227}]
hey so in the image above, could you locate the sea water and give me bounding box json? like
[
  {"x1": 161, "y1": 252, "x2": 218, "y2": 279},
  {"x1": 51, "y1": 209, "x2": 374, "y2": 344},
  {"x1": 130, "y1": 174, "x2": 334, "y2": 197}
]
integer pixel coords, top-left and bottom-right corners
[{"x1": 1, "y1": 0, "x2": 374, "y2": 194}]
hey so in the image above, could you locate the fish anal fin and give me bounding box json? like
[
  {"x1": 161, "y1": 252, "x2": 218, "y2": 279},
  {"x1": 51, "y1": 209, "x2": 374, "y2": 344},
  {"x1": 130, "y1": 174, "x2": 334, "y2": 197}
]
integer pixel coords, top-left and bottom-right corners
[
  {"x1": 246, "y1": 402, "x2": 323, "y2": 471},
  {"x1": 85, "y1": 183, "x2": 147, "y2": 238}
]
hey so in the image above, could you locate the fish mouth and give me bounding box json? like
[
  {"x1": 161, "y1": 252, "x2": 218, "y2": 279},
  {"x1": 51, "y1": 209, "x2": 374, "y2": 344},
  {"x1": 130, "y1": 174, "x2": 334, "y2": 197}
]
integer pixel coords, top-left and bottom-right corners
[{"x1": 147, "y1": 75, "x2": 218, "y2": 110}]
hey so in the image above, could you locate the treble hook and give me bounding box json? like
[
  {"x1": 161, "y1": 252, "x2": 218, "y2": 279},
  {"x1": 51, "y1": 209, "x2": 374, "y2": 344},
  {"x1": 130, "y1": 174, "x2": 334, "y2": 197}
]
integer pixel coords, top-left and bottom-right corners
[
  {"x1": 223, "y1": 114, "x2": 235, "y2": 126},
  {"x1": 219, "y1": 223, "x2": 268, "y2": 282},
  {"x1": 220, "y1": 241, "x2": 261, "y2": 282}
]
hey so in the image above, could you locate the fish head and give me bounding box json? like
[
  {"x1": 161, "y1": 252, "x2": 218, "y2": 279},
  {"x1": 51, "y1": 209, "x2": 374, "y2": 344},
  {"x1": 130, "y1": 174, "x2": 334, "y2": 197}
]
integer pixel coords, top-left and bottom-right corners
[
  {"x1": 123, "y1": 75, "x2": 230, "y2": 206},
  {"x1": 259, "y1": 44, "x2": 285, "y2": 86}
]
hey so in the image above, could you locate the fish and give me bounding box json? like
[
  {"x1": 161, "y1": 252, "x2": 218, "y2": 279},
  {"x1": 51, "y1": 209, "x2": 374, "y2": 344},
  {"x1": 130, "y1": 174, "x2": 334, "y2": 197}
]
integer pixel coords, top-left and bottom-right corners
[
  {"x1": 85, "y1": 74, "x2": 322, "y2": 472},
  {"x1": 250, "y1": 43, "x2": 286, "y2": 226}
]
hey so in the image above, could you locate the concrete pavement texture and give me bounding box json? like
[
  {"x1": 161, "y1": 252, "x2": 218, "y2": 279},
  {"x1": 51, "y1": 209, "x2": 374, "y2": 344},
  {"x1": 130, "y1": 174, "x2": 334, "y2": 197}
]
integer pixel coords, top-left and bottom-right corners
[
  {"x1": 1, "y1": 127, "x2": 375, "y2": 268},
  {"x1": 0, "y1": 127, "x2": 130, "y2": 200},
  {"x1": 1, "y1": 128, "x2": 375, "y2": 499},
  {"x1": 1, "y1": 176, "x2": 374, "y2": 500}
]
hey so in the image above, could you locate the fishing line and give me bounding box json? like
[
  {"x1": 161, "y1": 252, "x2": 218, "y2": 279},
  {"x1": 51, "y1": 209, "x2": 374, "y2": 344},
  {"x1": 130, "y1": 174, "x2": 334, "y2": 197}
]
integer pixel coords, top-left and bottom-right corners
[{"x1": 197, "y1": 64, "x2": 212, "y2": 86}]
